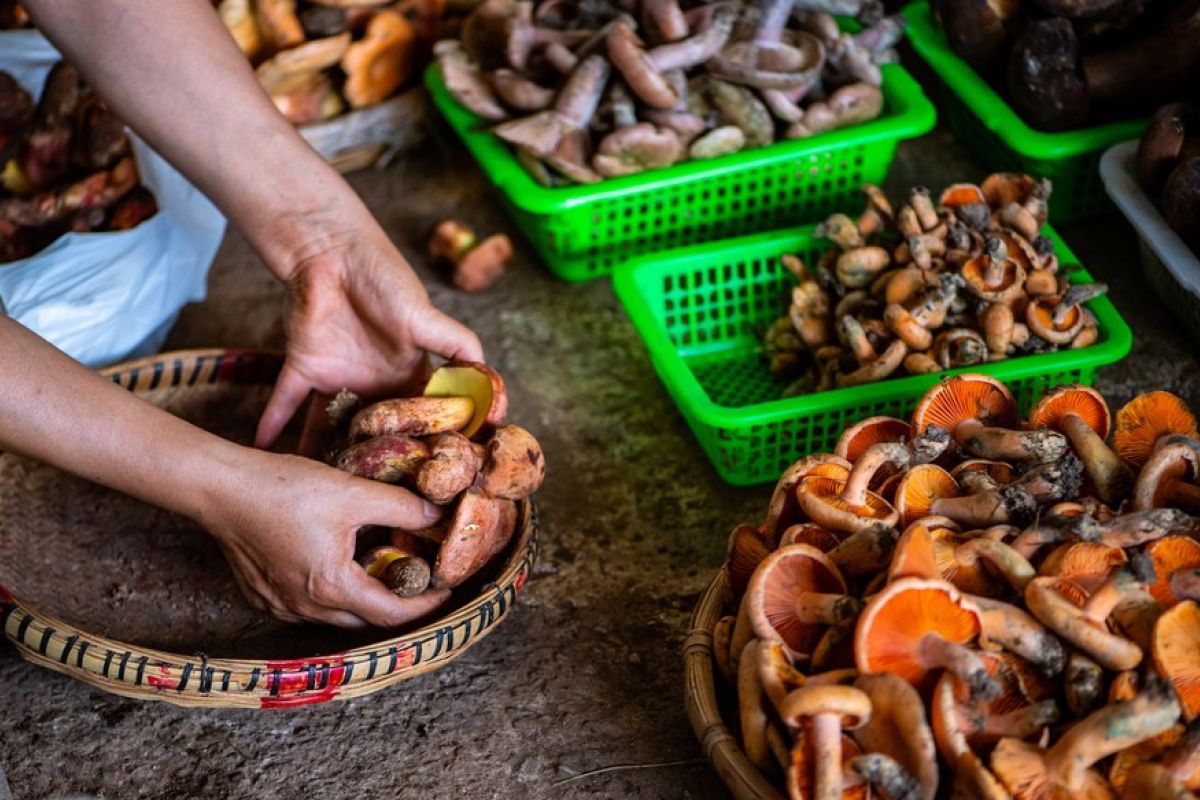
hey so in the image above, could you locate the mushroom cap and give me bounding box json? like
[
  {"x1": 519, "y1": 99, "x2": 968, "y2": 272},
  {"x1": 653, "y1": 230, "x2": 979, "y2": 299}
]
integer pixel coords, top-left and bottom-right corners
[
  {"x1": 1038, "y1": 542, "x2": 1127, "y2": 594},
  {"x1": 1147, "y1": 537, "x2": 1200, "y2": 608},
  {"x1": 854, "y1": 577, "x2": 983, "y2": 694},
  {"x1": 780, "y1": 684, "x2": 872, "y2": 729},
  {"x1": 1154, "y1": 600, "x2": 1200, "y2": 720},
  {"x1": 912, "y1": 374, "x2": 1019, "y2": 438},
  {"x1": 939, "y1": 183, "x2": 988, "y2": 210},
  {"x1": 1134, "y1": 441, "x2": 1200, "y2": 511},
  {"x1": 1114, "y1": 391, "x2": 1199, "y2": 468},
  {"x1": 746, "y1": 543, "x2": 848, "y2": 657},
  {"x1": 952, "y1": 651, "x2": 1057, "y2": 749},
  {"x1": 853, "y1": 672, "x2": 940, "y2": 800},
  {"x1": 780, "y1": 523, "x2": 841, "y2": 552},
  {"x1": 990, "y1": 736, "x2": 1112, "y2": 800},
  {"x1": 432, "y1": 487, "x2": 505, "y2": 588},
  {"x1": 951, "y1": 459, "x2": 1018, "y2": 485},
  {"x1": 961, "y1": 250, "x2": 1027, "y2": 304},
  {"x1": 706, "y1": 31, "x2": 825, "y2": 90},
  {"x1": 795, "y1": 474, "x2": 899, "y2": 534},
  {"x1": 835, "y1": 416, "x2": 912, "y2": 463},
  {"x1": 725, "y1": 522, "x2": 772, "y2": 599},
  {"x1": 765, "y1": 453, "x2": 852, "y2": 538},
  {"x1": 1028, "y1": 384, "x2": 1111, "y2": 439},
  {"x1": 982, "y1": 173, "x2": 1039, "y2": 209},
  {"x1": 1026, "y1": 296, "x2": 1084, "y2": 345},
  {"x1": 894, "y1": 464, "x2": 960, "y2": 527},
  {"x1": 592, "y1": 122, "x2": 684, "y2": 177},
  {"x1": 992, "y1": 228, "x2": 1040, "y2": 272},
  {"x1": 890, "y1": 521, "x2": 1004, "y2": 597},
  {"x1": 1107, "y1": 725, "x2": 1185, "y2": 795},
  {"x1": 756, "y1": 639, "x2": 807, "y2": 712}
]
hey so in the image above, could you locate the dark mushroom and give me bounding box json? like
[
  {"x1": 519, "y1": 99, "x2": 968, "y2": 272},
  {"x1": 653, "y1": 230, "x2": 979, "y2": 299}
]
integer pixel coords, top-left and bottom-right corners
[{"x1": 1136, "y1": 102, "x2": 1200, "y2": 197}]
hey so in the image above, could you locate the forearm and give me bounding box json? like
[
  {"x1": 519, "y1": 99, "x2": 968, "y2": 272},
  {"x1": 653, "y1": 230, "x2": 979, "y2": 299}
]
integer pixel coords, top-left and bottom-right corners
[
  {"x1": 21, "y1": 0, "x2": 368, "y2": 277},
  {"x1": 0, "y1": 316, "x2": 245, "y2": 521}
]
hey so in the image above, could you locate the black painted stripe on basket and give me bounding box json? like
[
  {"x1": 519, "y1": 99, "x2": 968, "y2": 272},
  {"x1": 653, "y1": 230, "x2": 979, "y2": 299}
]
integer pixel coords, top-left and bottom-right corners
[
  {"x1": 36, "y1": 626, "x2": 53, "y2": 655},
  {"x1": 117, "y1": 651, "x2": 131, "y2": 681},
  {"x1": 126, "y1": 368, "x2": 140, "y2": 392},
  {"x1": 149, "y1": 361, "x2": 164, "y2": 390},
  {"x1": 177, "y1": 663, "x2": 193, "y2": 692},
  {"x1": 198, "y1": 666, "x2": 213, "y2": 694},
  {"x1": 59, "y1": 634, "x2": 77, "y2": 664},
  {"x1": 172, "y1": 359, "x2": 183, "y2": 387},
  {"x1": 387, "y1": 646, "x2": 398, "y2": 674},
  {"x1": 209, "y1": 355, "x2": 224, "y2": 384},
  {"x1": 134, "y1": 655, "x2": 148, "y2": 686},
  {"x1": 268, "y1": 669, "x2": 282, "y2": 697},
  {"x1": 340, "y1": 659, "x2": 354, "y2": 686},
  {"x1": 102, "y1": 650, "x2": 114, "y2": 678},
  {"x1": 305, "y1": 664, "x2": 316, "y2": 692},
  {"x1": 317, "y1": 663, "x2": 330, "y2": 691},
  {"x1": 478, "y1": 600, "x2": 495, "y2": 630},
  {"x1": 188, "y1": 357, "x2": 205, "y2": 387},
  {"x1": 220, "y1": 671, "x2": 231, "y2": 692},
  {"x1": 15, "y1": 612, "x2": 33, "y2": 643},
  {"x1": 367, "y1": 651, "x2": 378, "y2": 680},
  {"x1": 246, "y1": 668, "x2": 260, "y2": 692},
  {"x1": 75, "y1": 640, "x2": 89, "y2": 668}
]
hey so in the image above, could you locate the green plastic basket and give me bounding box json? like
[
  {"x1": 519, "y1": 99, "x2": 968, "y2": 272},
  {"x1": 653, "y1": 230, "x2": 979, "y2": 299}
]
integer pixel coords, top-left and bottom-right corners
[
  {"x1": 613, "y1": 225, "x2": 1133, "y2": 486},
  {"x1": 425, "y1": 63, "x2": 935, "y2": 282},
  {"x1": 903, "y1": 1, "x2": 1145, "y2": 225}
]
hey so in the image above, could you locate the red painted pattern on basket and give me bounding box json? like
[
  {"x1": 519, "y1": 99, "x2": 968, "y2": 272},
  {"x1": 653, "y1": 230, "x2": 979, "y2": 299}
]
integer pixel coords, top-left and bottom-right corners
[
  {"x1": 514, "y1": 570, "x2": 527, "y2": 594},
  {"x1": 146, "y1": 665, "x2": 175, "y2": 690},
  {"x1": 257, "y1": 656, "x2": 349, "y2": 708}
]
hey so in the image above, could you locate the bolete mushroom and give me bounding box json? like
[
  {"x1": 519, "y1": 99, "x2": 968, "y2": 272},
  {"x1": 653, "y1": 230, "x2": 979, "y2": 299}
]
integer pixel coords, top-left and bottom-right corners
[
  {"x1": 433, "y1": 487, "x2": 510, "y2": 588},
  {"x1": 336, "y1": 433, "x2": 431, "y2": 483},
  {"x1": 350, "y1": 395, "x2": 475, "y2": 439}
]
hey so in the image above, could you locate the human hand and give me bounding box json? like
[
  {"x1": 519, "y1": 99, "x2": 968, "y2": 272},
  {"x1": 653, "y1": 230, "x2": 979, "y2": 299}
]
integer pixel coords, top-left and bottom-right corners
[
  {"x1": 255, "y1": 224, "x2": 483, "y2": 449},
  {"x1": 205, "y1": 446, "x2": 450, "y2": 628}
]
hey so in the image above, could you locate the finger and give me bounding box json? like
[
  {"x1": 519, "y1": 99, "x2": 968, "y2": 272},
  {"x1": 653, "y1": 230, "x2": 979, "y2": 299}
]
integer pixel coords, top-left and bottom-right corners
[
  {"x1": 414, "y1": 307, "x2": 484, "y2": 364},
  {"x1": 256, "y1": 364, "x2": 312, "y2": 449},
  {"x1": 297, "y1": 392, "x2": 335, "y2": 460},
  {"x1": 353, "y1": 478, "x2": 444, "y2": 531},
  {"x1": 292, "y1": 604, "x2": 370, "y2": 630},
  {"x1": 337, "y1": 567, "x2": 451, "y2": 628}
]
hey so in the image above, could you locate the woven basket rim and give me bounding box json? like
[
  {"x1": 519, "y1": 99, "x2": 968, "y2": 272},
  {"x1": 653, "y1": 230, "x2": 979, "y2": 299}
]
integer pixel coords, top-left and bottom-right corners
[
  {"x1": 0, "y1": 348, "x2": 539, "y2": 708},
  {"x1": 684, "y1": 569, "x2": 785, "y2": 800}
]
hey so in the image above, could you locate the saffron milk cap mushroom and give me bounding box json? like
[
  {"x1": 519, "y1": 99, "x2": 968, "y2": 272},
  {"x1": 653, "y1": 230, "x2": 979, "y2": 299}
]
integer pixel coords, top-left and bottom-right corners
[
  {"x1": 1114, "y1": 392, "x2": 1199, "y2": 469},
  {"x1": 1028, "y1": 384, "x2": 1132, "y2": 505},
  {"x1": 1154, "y1": 600, "x2": 1200, "y2": 720},
  {"x1": 779, "y1": 683, "x2": 872, "y2": 800},
  {"x1": 852, "y1": 672, "x2": 939, "y2": 800}
]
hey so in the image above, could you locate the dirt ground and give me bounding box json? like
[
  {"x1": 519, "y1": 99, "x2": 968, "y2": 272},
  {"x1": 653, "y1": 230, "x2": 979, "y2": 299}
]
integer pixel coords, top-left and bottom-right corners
[{"x1": 3, "y1": 82, "x2": 1200, "y2": 799}]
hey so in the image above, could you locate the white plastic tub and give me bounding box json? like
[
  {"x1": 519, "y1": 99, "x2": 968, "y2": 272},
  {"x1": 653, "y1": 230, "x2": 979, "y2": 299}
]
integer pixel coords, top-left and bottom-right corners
[{"x1": 1101, "y1": 140, "x2": 1200, "y2": 343}]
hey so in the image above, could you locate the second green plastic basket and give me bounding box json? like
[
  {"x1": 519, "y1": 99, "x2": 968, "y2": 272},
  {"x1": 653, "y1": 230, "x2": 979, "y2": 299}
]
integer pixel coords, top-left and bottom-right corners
[
  {"x1": 613, "y1": 225, "x2": 1133, "y2": 486},
  {"x1": 426, "y1": 63, "x2": 935, "y2": 282},
  {"x1": 903, "y1": 1, "x2": 1144, "y2": 225}
]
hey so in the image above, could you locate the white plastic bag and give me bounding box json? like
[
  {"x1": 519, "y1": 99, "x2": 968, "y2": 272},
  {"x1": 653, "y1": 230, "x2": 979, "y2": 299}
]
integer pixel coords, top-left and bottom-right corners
[{"x1": 0, "y1": 31, "x2": 226, "y2": 367}]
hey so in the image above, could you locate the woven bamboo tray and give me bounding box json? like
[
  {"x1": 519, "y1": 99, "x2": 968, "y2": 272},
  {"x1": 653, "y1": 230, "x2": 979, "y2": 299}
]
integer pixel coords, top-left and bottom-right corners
[
  {"x1": 684, "y1": 570, "x2": 784, "y2": 800},
  {"x1": 299, "y1": 87, "x2": 429, "y2": 174},
  {"x1": 0, "y1": 349, "x2": 539, "y2": 708}
]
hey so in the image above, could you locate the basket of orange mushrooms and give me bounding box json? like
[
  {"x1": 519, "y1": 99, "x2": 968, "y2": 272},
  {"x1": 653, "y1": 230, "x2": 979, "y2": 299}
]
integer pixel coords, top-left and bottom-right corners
[{"x1": 685, "y1": 373, "x2": 1200, "y2": 800}]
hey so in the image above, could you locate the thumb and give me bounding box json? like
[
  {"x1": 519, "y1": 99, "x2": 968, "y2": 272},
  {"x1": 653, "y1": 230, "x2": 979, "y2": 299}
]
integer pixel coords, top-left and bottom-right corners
[
  {"x1": 256, "y1": 363, "x2": 311, "y2": 449},
  {"x1": 413, "y1": 307, "x2": 484, "y2": 364},
  {"x1": 355, "y1": 478, "x2": 444, "y2": 531},
  {"x1": 339, "y1": 567, "x2": 451, "y2": 628}
]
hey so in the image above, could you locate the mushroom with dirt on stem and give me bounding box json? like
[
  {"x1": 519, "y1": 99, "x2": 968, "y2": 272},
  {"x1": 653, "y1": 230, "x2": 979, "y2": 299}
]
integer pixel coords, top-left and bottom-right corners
[
  {"x1": 779, "y1": 683, "x2": 873, "y2": 800},
  {"x1": 1154, "y1": 599, "x2": 1200, "y2": 721},
  {"x1": 1024, "y1": 565, "x2": 1149, "y2": 671},
  {"x1": 1028, "y1": 384, "x2": 1132, "y2": 506},
  {"x1": 852, "y1": 672, "x2": 939, "y2": 800}
]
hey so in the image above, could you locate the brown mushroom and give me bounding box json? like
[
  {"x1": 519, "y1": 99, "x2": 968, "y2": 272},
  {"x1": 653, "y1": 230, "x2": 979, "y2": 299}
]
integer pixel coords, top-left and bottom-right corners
[
  {"x1": 340, "y1": 10, "x2": 416, "y2": 108},
  {"x1": 432, "y1": 487, "x2": 509, "y2": 588},
  {"x1": 1024, "y1": 569, "x2": 1145, "y2": 671},
  {"x1": 1028, "y1": 384, "x2": 1132, "y2": 505},
  {"x1": 779, "y1": 684, "x2": 872, "y2": 800},
  {"x1": 853, "y1": 672, "x2": 939, "y2": 800},
  {"x1": 592, "y1": 123, "x2": 684, "y2": 176}
]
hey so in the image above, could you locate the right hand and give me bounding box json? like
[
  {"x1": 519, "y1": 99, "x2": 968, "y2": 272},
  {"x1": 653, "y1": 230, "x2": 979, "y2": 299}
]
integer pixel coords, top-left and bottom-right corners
[{"x1": 201, "y1": 447, "x2": 450, "y2": 628}]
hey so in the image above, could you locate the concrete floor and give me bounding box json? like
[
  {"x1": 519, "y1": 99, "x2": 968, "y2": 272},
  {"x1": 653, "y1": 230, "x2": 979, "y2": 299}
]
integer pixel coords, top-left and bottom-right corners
[{"x1": 3, "y1": 91, "x2": 1200, "y2": 799}]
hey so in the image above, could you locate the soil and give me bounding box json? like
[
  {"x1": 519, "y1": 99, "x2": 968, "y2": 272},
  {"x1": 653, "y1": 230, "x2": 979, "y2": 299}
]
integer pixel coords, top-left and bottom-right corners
[{"x1": 3, "y1": 74, "x2": 1200, "y2": 799}]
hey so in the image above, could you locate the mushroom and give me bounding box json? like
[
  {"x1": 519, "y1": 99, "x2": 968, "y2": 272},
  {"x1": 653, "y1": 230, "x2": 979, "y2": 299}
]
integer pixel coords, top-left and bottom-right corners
[
  {"x1": 687, "y1": 125, "x2": 745, "y2": 159},
  {"x1": 794, "y1": 470, "x2": 898, "y2": 535},
  {"x1": 991, "y1": 682, "x2": 1181, "y2": 799},
  {"x1": 726, "y1": 523, "x2": 772, "y2": 600},
  {"x1": 460, "y1": 0, "x2": 589, "y2": 72},
  {"x1": 764, "y1": 453, "x2": 852, "y2": 539},
  {"x1": 891, "y1": 519, "x2": 1036, "y2": 598},
  {"x1": 893, "y1": 465, "x2": 960, "y2": 527},
  {"x1": 852, "y1": 672, "x2": 939, "y2": 800},
  {"x1": 435, "y1": 41, "x2": 509, "y2": 121},
  {"x1": 707, "y1": 0, "x2": 825, "y2": 91},
  {"x1": 827, "y1": 525, "x2": 899, "y2": 579},
  {"x1": 494, "y1": 54, "x2": 609, "y2": 160},
  {"x1": 360, "y1": 537, "x2": 432, "y2": 597},
  {"x1": 592, "y1": 122, "x2": 684, "y2": 176},
  {"x1": 835, "y1": 416, "x2": 911, "y2": 464},
  {"x1": 1025, "y1": 285, "x2": 1107, "y2": 346},
  {"x1": 961, "y1": 236, "x2": 1027, "y2": 305},
  {"x1": 787, "y1": 82, "x2": 883, "y2": 138},
  {"x1": 737, "y1": 640, "x2": 774, "y2": 771},
  {"x1": 490, "y1": 69, "x2": 556, "y2": 111},
  {"x1": 970, "y1": 595, "x2": 1068, "y2": 678},
  {"x1": 1134, "y1": 439, "x2": 1200, "y2": 513},
  {"x1": 706, "y1": 79, "x2": 775, "y2": 147},
  {"x1": 336, "y1": 433, "x2": 431, "y2": 483},
  {"x1": 756, "y1": 639, "x2": 808, "y2": 711},
  {"x1": 854, "y1": 577, "x2": 997, "y2": 698},
  {"x1": 1038, "y1": 541, "x2": 1127, "y2": 593},
  {"x1": 340, "y1": 10, "x2": 416, "y2": 108},
  {"x1": 933, "y1": 328, "x2": 988, "y2": 369},
  {"x1": 1137, "y1": 103, "x2": 1200, "y2": 197},
  {"x1": 779, "y1": 684, "x2": 872, "y2": 800},
  {"x1": 1024, "y1": 569, "x2": 1145, "y2": 671},
  {"x1": 1154, "y1": 600, "x2": 1200, "y2": 720},
  {"x1": 850, "y1": 755, "x2": 924, "y2": 800},
  {"x1": 930, "y1": 669, "x2": 1014, "y2": 800},
  {"x1": 933, "y1": 652, "x2": 1060, "y2": 752},
  {"x1": 936, "y1": 0, "x2": 1020, "y2": 76},
  {"x1": 735, "y1": 544, "x2": 862, "y2": 660},
  {"x1": 256, "y1": 0, "x2": 305, "y2": 52},
  {"x1": 912, "y1": 374, "x2": 1068, "y2": 463},
  {"x1": 837, "y1": 339, "x2": 908, "y2": 387},
  {"x1": 1028, "y1": 385, "x2": 1132, "y2": 506},
  {"x1": 1147, "y1": 537, "x2": 1200, "y2": 609},
  {"x1": 1114, "y1": 392, "x2": 1199, "y2": 469},
  {"x1": 787, "y1": 731, "x2": 869, "y2": 800},
  {"x1": 432, "y1": 487, "x2": 511, "y2": 588}
]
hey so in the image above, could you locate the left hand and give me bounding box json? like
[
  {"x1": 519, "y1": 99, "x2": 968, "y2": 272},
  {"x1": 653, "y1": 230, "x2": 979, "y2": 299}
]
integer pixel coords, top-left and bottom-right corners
[{"x1": 254, "y1": 225, "x2": 483, "y2": 449}]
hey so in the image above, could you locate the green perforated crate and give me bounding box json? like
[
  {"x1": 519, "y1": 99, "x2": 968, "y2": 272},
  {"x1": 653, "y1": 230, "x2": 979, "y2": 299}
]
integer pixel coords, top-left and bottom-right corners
[
  {"x1": 425, "y1": 63, "x2": 935, "y2": 282},
  {"x1": 613, "y1": 225, "x2": 1133, "y2": 486},
  {"x1": 903, "y1": 2, "x2": 1145, "y2": 225}
]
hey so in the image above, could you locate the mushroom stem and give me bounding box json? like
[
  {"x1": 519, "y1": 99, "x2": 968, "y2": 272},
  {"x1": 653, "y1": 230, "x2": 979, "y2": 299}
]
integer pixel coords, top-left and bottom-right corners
[
  {"x1": 1161, "y1": 718, "x2": 1200, "y2": 784},
  {"x1": 1052, "y1": 283, "x2": 1107, "y2": 327},
  {"x1": 917, "y1": 633, "x2": 997, "y2": 700},
  {"x1": 983, "y1": 238, "x2": 1007, "y2": 288},
  {"x1": 954, "y1": 538, "x2": 1035, "y2": 593},
  {"x1": 756, "y1": 0, "x2": 796, "y2": 45},
  {"x1": 1024, "y1": 576, "x2": 1143, "y2": 671},
  {"x1": 1098, "y1": 508, "x2": 1193, "y2": 548},
  {"x1": 829, "y1": 526, "x2": 897, "y2": 578},
  {"x1": 1060, "y1": 411, "x2": 1133, "y2": 505},
  {"x1": 1064, "y1": 651, "x2": 1105, "y2": 717},
  {"x1": 1044, "y1": 686, "x2": 1182, "y2": 792},
  {"x1": 976, "y1": 700, "x2": 1060, "y2": 740},
  {"x1": 1136, "y1": 441, "x2": 1200, "y2": 511},
  {"x1": 931, "y1": 486, "x2": 1036, "y2": 528},
  {"x1": 797, "y1": 592, "x2": 865, "y2": 627},
  {"x1": 811, "y1": 712, "x2": 845, "y2": 800},
  {"x1": 850, "y1": 754, "x2": 923, "y2": 800},
  {"x1": 1081, "y1": 567, "x2": 1149, "y2": 623},
  {"x1": 841, "y1": 443, "x2": 914, "y2": 508},
  {"x1": 971, "y1": 595, "x2": 1067, "y2": 678},
  {"x1": 954, "y1": 418, "x2": 1069, "y2": 463},
  {"x1": 738, "y1": 642, "x2": 772, "y2": 770},
  {"x1": 1010, "y1": 514, "x2": 1101, "y2": 559},
  {"x1": 647, "y1": 3, "x2": 735, "y2": 70}
]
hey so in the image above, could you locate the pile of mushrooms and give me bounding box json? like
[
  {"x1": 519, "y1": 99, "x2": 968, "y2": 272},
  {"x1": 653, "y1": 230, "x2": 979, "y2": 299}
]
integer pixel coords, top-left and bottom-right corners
[
  {"x1": 713, "y1": 373, "x2": 1200, "y2": 800},
  {"x1": 327, "y1": 362, "x2": 545, "y2": 596},
  {"x1": 765, "y1": 173, "x2": 1106, "y2": 396},
  {"x1": 1136, "y1": 102, "x2": 1200, "y2": 255},
  {"x1": 933, "y1": 0, "x2": 1200, "y2": 131},
  {"x1": 436, "y1": 0, "x2": 902, "y2": 185},
  {"x1": 0, "y1": 62, "x2": 157, "y2": 262},
  {"x1": 217, "y1": 0, "x2": 437, "y2": 125}
]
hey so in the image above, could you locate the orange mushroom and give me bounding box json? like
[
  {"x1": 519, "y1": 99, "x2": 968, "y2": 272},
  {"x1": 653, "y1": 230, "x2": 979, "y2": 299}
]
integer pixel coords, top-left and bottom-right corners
[
  {"x1": 933, "y1": 651, "x2": 1059, "y2": 751},
  {"x1": 931, "y1": 670, "x2": 1015, "y2": 800},
  {"x1": 855, "y1": 577, "x2": 996, "y2": 698},
  {"x1": 764, "y1": 454, "x2": 852, "y2": 540},
  {"x1": 1024, "y1": 569, "x2": 1146, "y2": 671},
  {"x1": 1038, "y1": 541, "x2": 1128, "y2": 593},
  {"x1": 780, "y1": 684, "x2": 872, "y2": 800},
  {"x1": 794, "y1": 474, "x2": 898, "y2": 535},
  {"x1": 341, "y1": 10, "x2": 417, "y2": 108},
  {"x1": 971, "y1": 595, "x2": 1068, "y2": 678},
  {"x1": 912, "y1": 374, "x2": 1066, "y2": 464},
  {"x1": 788, "y1": 732, "x2": 868, "y2": 800},
  {"x1": 1148, "y1": 537, "x2": 1200, "y2": 608},
  {"x1": 894, "y1": 465, "x2": 960, "y2": 527},
  {"x1": 1114, "y1": 391, "x2": 1198, "y2": 468},
  {"x1": 852, "y1": 672, "x2": 939, "y2": 800},
  {"x1": 835, "y1": 416, "x2": 912, "y2": 465},
  {"x1": 951, "y1": 459, "x2": 1019, "y2": 486},
  {"x1": 780, "y1": 523, "x2": 841, "y2": 552},
  {"x1": 736, "y1": 544, "x2": 860, "y2": 661},
  {"x1": 755, "y1": 639, "x2": 808, "y2": 712},
  {"x1": 890, "y1": 518, "x2": 1035, "y2": 598},
  {"x1": 1134, "y1": 439, "x2": 1200, "y2": 512},
  {"x1": 961, "y1": 236, "x2": 1027, "y2": 305},
  {"x1": 1028, "y1": 385, "x2": 1133, "y2": 505},
  {"x1": 725, "y1": 523, "x2": 772, "y2": 600},
  {"x1": 1154, "y1": 600, "x2": 1200, "y2": 720},
  {"x1": 991, "y1": 682, "x2": 1181, "y2": 800}
]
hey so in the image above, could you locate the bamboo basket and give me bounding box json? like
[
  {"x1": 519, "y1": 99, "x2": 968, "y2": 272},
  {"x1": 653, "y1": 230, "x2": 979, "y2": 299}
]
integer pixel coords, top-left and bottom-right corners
[
  {"x1": 0, "y1": 349, "x2": 539, "y2": 709},
  {"x1": 299, "y1": 87, "x2": 429, "y2": 174},
  {"x1": 684, "y1": 570, "x2": 783, "y2": 800}
]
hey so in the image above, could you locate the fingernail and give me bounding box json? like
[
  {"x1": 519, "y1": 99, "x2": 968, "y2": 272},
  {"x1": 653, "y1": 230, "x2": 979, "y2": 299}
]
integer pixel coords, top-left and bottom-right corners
[{"x1": 422, "y1": 501, "x2": 442, "y2": 522}]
